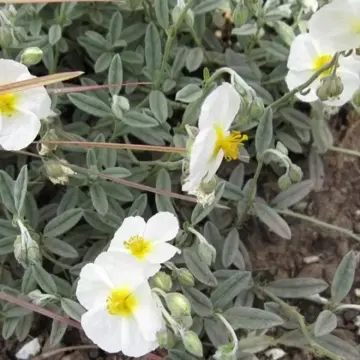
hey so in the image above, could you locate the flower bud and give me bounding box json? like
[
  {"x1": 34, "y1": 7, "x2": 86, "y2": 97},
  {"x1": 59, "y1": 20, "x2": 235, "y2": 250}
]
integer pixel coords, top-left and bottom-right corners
[
  {"x1": 172, "y1": 0, "x2": 194, "y2": 28},
  {"x1": 151, "y1": 271, "x2": 173, "y2": 292},
  {"x1": 181, "y1": 330, "x2": 203, "y2": 357},
  {"x1": 39, "y1": 129, "x2": 58, "y2": 156},
  {"x1": 233, "y1": 4, "x2": 249, "y2": 26},
  {"x1": 165, "y1": 292, "x2": 191, "y2": 316},
  {"x1": 156, "y1": 328, "x2": 176, "y2": 349},
  {"x1": 21, "y1": 47, "x2": 43, "y2": 66},
  {"x1": 45, "y1": 160, "x2": 76, "y2": 185},
  {"x1": 249, "y1": 97, "x2": 265, "y2": 119},
  {"x1": 316, "y1": 75, "x2": 344, "y2": 102},
  {"x1": 177, "y1": 268, "x2": 195, "y2": 287},
  {"x1": 289, "y1": 164, "x2": 303, "y2": 183},
  {"x1": 278, "y1": 174, "x2": 292, "y2": 190},
  {"x1": 197, "y1": 241, "x2": 216, "y2": 266},
  {"x1": 214, "y1": 343, "x2": 236, "y2": 360}
]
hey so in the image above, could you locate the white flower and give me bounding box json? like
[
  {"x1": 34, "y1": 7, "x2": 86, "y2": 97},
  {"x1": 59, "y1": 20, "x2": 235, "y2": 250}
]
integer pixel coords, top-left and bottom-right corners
[
  {"x1": 0, "y1": 59, "x2": 51, "y2": 150},
  {"x1": 308, "y1": 0, "x2": 360, "y2": 52},
  {"x1": 285, "y1": 33, "x2": 360, "y2": 105},
  {"x1": 182, "y1": 83, "x2": 248, "y2": 193},
  {"x1": 76, "y1": 251, "x2": 163, "y2": 356},
  {"x1": 108, "y1": 212, "x2": 179, "y2": 275}
]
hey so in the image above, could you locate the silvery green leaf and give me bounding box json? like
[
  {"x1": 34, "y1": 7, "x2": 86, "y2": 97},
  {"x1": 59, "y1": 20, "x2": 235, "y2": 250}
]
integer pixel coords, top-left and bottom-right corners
[
  {"x1": 311, "y1": 116, "x2": 333, "y2": 153},
  {"x1": 101, "y1": 167, "x2": 131, "y2": 178},
  {"x1": 253, "y1": 199, "x2": 291, "y2": 239},
  {"x1": 128, "y1": 193, "x2": 147, "y2": 216},
  {"x1": 90, "y1": 183, "x2": 109, "y2": 216},
  {"x1": 260, "y1": 40, "x2": 289, "y2": 61},
  {"x1": 68, "y1": 93, "x2": 112, "y2": 117},
  {"x1": 122, "y1": 50, "x2": 143, "y2": 65},
  {"x1": 15, "y1": 314, "x2": 32, "y2": 341},
  {"x1": 176, "y1": 84, "x2": 203, "y2": 103},
  {"x1": 155, "y1": 0, "x2": 169, "y2": 30},
  {"x1": 2, "y1": 318, "x2": 18, "y2": 339},
  {"x1": 331, "y1": 250, "x2": 356, "y2": 304},
  {"x1": 314, "y1": 310, "x2": 337, "y2": 337},
  {"x1": 171, "y1": 47, "x2": 189, "y2": 77},
  {"x1": 0, "y1": 219, "x2": 17, "y2": 237},
  {"x1": 268, "y1": 278, "x2": 328, "y2": 298},
  {"x1": 191, "y1": 182, "x2": 225, "y2": 225},
  {"x1": 0, "y1": 171, "x2": 16, "y2": 213},
  {"x1": 223, "y1": 182, "x2": 243, "y2": 201},
  {"x1": 108, "y1": 12, "x2": 123, "y2": 44},
  {"x1": 211, "y1": 271, "x2": 252, "y2": 309},
  {"x1": 271, "y1": 180, "x2": 314, "y2": 209},
  {"x1": 193, "y1": 0, "x2": 221, "y2": 14},
  {"x1": 316, "y1": 334, "x2": 360, "y2": 360},
  {"x1": 0, "y1": 236, "x2": 16, "y2": 255},
  {"x1": 101, "y1": 182, "x2": 133, "y2": 202},
  {"x1": 49, "y1": 320, "x2": 67, "y2": 347},
  {"x1": 186, "y1": 47, "x2": 204, "y2": 73},
  {"x1": 48, "y1": 24, "x2": 62, "y2": 45},
  {"x1": 44, "y1": 238, "x2": 78, "y2": 258},
  {"x1": 274, "y1": 21, "x2": 295, "y2": 47},
  {"x1": 279, "y1": 108, "x2": 311, "y2": 130},
  {"x1": 232, "y1": 23, "x2": 258, "y2": 36},
  {"x1": 57, "y1": 188, "x2": 79, "y2": 215},
  {"x1": 14, "y1": 165, "x2": 28, "y2": 217},
  {"x1": 222, "y1": 228, "x2": 240, "y2": 268},
  {"x1": 183, "y1": 247, "x2": 217, "y2": 287},
  {"x1": 238, "y1": 335, "x2": 273, "y2": 354},
  {"x1": 33, "y1": 264, "x2": 57, "y2": 294},
  {"x1": 21, "y1": 267, "x2": 37, "y2": 295},
  {"x1": 155, "y1": 168, "x2": 175, "y2": 214},
  {"x1": 204, "y1": 317, "x2": 228, "y2": 347},
  {"x1": 86, "y1": 148, "x2": 98, "y2": 169},
  {"x1": 145, "y1": 22, "x2": 162, "y2": 76},
  {"x1": 276, "y1": 131, "x2": 303, "y2": 153},
  {"x1": 264, "y1": 302, "x2": 298, "y2": 330},
  {"x1": 149, "y1": 90, "x2": 168, "y2": 123},
  {"x1": 229, "y1": 163, "x2": 245, "y2": 188},
  {"x1": 44, "y1": 208, "x2": 84, "y2": 238},
  {"x1": 120, "y1": 23, "x2": 147, "y2": 44},
  {"x1": 223, "y1": 306, "x2": 284, "y2": 330},
  {"x1": 309, "y1": 148, "x2": 324, "y2": 191},
  {"x1": 168, "y1": 349, "x2": 198, "y2": 360},
  {"x1": 255, "y1": 107, "x2": 273, "y2": 156},
  {"x1": 181, "y1": 94, "x2": 203, "y2": 125},
  {"x1": 182, "y1": 287, "x2": 213, "y2": 317},
  {"x1": 94, "y1": 52, "x2": 113, "y2": 73},
  {"x1": 123, "y1": 110, "x2": 159, "y2": 128},
  {"x1": 61, "y1": 298, "x2": 85, "y2": 322},
  {"x1": 108, "y1": 54, "x2": 123, "y2": 96},
  {"x1": 3, "y1": 306, "x2": 32, "y2": 318},
  {"x1": 235, "y1": 289, "x2": 254, "y2": 308}
]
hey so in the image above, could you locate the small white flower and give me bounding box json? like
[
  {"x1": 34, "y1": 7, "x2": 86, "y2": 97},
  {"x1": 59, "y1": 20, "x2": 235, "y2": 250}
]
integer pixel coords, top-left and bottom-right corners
[
  {"x1": 108, "y1": 212, "x2": 179, "y2": 275},
  {"x1": 76, "y1": 251, "x2": 163, "y2": 356},
  {"x1": 286, "y1": 33, "x2": 360, "y2": 105},
  {"x1": 308, "y1": 0, "x2": 360, "y2": 52},
  {"x1": 182, "y1": 83, "x2": 248, "y2": 194},
  {"x1": 0, "y1": 59, "x2": 51, "y2": 151}
]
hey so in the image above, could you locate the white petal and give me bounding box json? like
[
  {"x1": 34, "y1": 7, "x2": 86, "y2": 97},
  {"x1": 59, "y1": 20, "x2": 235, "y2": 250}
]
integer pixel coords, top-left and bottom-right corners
[
  {"x1": 133, "y1": 282, "x2": 163, "y2": 341},
  {"x1": 285, "y1": 70, "x2": 319, "y2": 103},
  {"x1": 0, "y1": 59, "x2": 29, "y2": 83},
  {"x1": 0, "y1": 110, "x2": 40, "y2": 150},
  {"x1": 204, "y1": 148, "x2": 224, "y2": 182},
  {"x1": 120, "y1": 317, "x2": 159, "y2": 357},
  {"x1": 144, "y1": 212, "x2": 179, "y2": 242},
  {"x1": 81, "y1": 306, "x2": 123, "y2": 353},
  {"x1": 339, "y1": 53, "x2": 360, "y2": 73},
  {"x1": 147, "y1": 243, "x2": 179, "y2": 264},
  {"x1": 108, "y1": 216, "x2": 146, "y2": 251},
  {"x1": 94, "y1": 251, "x2": 145, "y2": 290},
  {"x1": 198, "y1": 83, "x2": 240, "y2": 131},
  {"x1": 76, "y1": 263, "x2": 112, "y2": 310}
]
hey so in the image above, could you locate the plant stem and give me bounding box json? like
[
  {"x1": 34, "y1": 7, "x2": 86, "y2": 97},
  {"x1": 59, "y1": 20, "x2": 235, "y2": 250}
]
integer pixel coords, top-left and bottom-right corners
[
  {"x1": 215, "y1": 313, "x2": 238, "y2": 355},
  {"x1": 329, "y1": 145, "x2": 360, "y2": 157},
  {"x1": 155, "y1": 0, "x2": 194, "y2": 89},
  {"x1": 33, "y1": 345, "x2": 97, "y2": 360},
  {"x1": 258, "y1": 287, "x2": 341, "y2": 360},
  {"x1": 277, "y1": 208, "x2": 360, "y2": 243}
]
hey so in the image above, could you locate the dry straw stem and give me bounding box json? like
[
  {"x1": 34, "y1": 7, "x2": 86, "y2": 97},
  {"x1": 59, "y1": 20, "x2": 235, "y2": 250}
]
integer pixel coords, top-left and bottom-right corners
[{"x1": 33, "y1": 345, "x2": 98, "y2": 360}]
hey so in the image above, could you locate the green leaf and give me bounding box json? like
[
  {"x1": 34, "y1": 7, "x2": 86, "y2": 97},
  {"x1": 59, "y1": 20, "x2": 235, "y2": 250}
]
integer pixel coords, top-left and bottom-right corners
[
  {"x1": 90, "y1": 183, "x2": 109, "y2": 216},
  {"x1": 279, "y1": 108, "x2": 311, "y2": 130},
  {"x1": 204, "y1": 317, "x2": 228, "y2": 347},
  {"x1": 145, "y1": 22, "x2": 162, "y2": 75},
  {"x1": 155, "y1": 168, "x2": 175, "y2": 214},
  {"x1": 94, "y1": 52, "x2": 113, "y2": 73},
  {"x1": 260, "y1": 40, "x2": 289, "y2": 61},
  {"x1": 101, "y1": 167, "x2": 131, "y2": 178},
  {"x1": 168, "y1": 349, "x2": 198, "y2": 360},
  {"x1": 57, "y1": 187, "x2": 79, "y2": 215},
  {"x1": 101, "y1": 182, "x2": 133, "y2": 202},
  {"x1": 183, "y1": 247, "x2": 217, "y2": 287},
  {"x1": 186, "y1": 47, "x2": 204, "y2": 73},
  {"x1": 2, "y1": 318, "x2": 18, "y2": 339},
  {"x1": 223, "y1": 306, "x2": 284, "y2": 330},
  {"x1": 44, "y1": 208, "x2": 84, "y2": 238},
  {"x1": 0, "y1": 236, "x2": 16, "y2": 255},
  {"x1": 68, "y1": 93, "x2": 112, "y2": 117},
  {"x1": 0, "y1": 219, "x2": 17, "y2": 237},
  {"x1": 86, "y1": 148, "x2": 98, "y2": 169},
  {"x1": 123, "y1": 110, "x2": 159, "y2": 128},
  {"x1": 149, "y1": 90, "x2": 168, "y2": 123},
  {"x1": 61, "y1": 298, "x2": 85, "y2": 322},
  {"x1": 314, "y1": 310, "x2": 337, "y2": 337},
  {"x1": 193, "y1": 0, "x2": 220, "y2": 14},
  {"x1": 182, "y1": 287, "x2": 213, "y2": 317},
  {"x1": 331, "y1": 250, "x2": 356, "y2": 304},
  {"x1": 108, "y1": 12, "x2": 123, "y2": 44},
  {"x1": 44, "y1": 238, "x2": 78, "y2": 258},
  {"x1": 222, "y1": 228, "x2": 240, "y2": 268},
  {"x1": 108, "y1": 54, "x2": 123, "y2": 96},
  {"x1": 33, "y1": 264, "x2": 57, "y2": 294},
  {"x1": 3, "y1": 306, "x2": 32, "y2": 318},
  {"x1": 14, "y1": 165, "x2": 28, "y2": 217},
  {"x1": 255, "y1": 107, "x2": 273, "y2": 156},
  {"x1": 309, "y1": 148, "x2": 325, "y2": 191},
  {"x1": 232, "y1": 23, "x2": 258, "y2": 36},
  {"x1": 49, "y1": 24, "x2": 62, "y2": 45},
  {"x1": 50, "y1": 320, "x2": 67, "y2": 347},
  {"x1": 211, "y1": 271, "x2": 252, "y2": 308},
  {"x1": 15, "y1": 313, "x2": 33, "y2": 341},
  {"x1": 21, "y1": 267, "x2": 37, "y2": 294},
  {"x1": 155, "y1": 0, "x2": 169, "y2": 30},
  {"x1": 253, "y1": 199, "x2": 291, "y2": 239},
  {"x1": 316, "y1": 334, "x2": 360, "y2": 360},
  {"x1": 271, "y1": 180, "x2": 314, "y2": 209},
  {"x1": 0, "y1": 171, "x2": 16, "y2": 213},
  {"x1": 176, "y1": 84, "x2": 202, "y2": 103},
  {"x1": 128, "y1": 193, "x2": 147, "y2": 216},
  {"x1": 268, "y1": 278, "x2": 328, "y2": 298}
]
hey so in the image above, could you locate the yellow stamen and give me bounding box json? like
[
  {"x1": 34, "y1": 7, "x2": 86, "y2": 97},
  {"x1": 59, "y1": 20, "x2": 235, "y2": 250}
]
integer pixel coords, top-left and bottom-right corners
[
  {"x1": 213, "y1": 125, "x2": 248, "y2": 161},
  {"x1": 312, "y1": 54, "x2": 333, "y2": 77},
  {"x1": 0, "y1": 93, "x2": 17, "y2": 117},
  {"x1": 106, "y1": 287, "x2": 138, "y2": 316},
  {"x1": 124, "y1": 235, "x2": 152, "y2": 260}
]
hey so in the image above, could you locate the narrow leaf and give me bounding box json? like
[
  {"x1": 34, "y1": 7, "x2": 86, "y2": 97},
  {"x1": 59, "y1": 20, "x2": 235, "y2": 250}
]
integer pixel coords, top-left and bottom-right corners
[
  {"x1": 314, "y1": 310, "x2": 337, "y2": 337},
  {"x1": 33, "y1": 264, "x2": 57, "y2": 294},
  {"x1": 255, "y1": 107, "x2": 273, "y2": 156},
  {"x1": 14, "y1": 166, "x2": 28, "y2": 216},
  {"x1": 108, "y1": 54, "x2": 123, "y2": 96},
  {"x1": 222, "y1": 228, "x2": 240, "y2": 268},
  {"x1": 182, "y1": 287, "x2": 213, "y2": 317}
]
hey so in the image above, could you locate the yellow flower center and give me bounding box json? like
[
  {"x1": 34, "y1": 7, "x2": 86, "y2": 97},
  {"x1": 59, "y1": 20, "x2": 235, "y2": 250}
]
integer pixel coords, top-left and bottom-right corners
[
  {"x1": 106, "y1": 287, "x2": 138, "y2": 316},
  {"x1": 350, "y1": 16, "x2": 360, "y2": 33},
  {"x1": 312, "y1": 54, "x2": 333, "y2": 77},
  {"x1": 0, "y1": 93, "x2": 17, "y2": 117},
  {"x1": 213, "y1": 125, "x2": 248, "y2": 161},
  {"x1": 124, "y1": 235, "x2": 152, "y2": 260}
]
